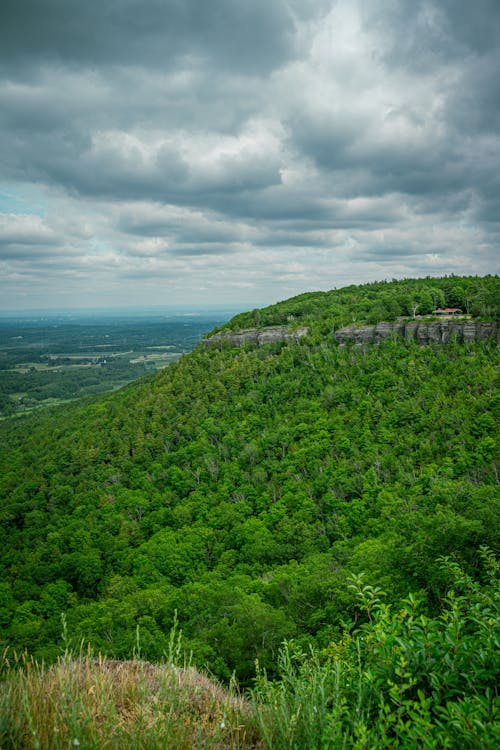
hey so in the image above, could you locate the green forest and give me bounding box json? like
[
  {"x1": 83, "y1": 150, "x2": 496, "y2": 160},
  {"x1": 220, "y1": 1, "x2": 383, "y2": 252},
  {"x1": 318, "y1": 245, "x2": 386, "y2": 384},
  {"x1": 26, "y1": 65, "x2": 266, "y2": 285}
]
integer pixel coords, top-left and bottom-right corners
[{"x1": 0, "y1": 275, "x2": 498, "y2": 748}]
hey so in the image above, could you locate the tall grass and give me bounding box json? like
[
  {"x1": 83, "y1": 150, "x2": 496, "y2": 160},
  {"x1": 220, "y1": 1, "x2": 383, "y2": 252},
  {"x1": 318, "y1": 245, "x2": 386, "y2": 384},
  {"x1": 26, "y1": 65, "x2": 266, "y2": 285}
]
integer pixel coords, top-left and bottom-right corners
[{"x1": 0, "y1": 646, "x2": 261, "y2": 749}]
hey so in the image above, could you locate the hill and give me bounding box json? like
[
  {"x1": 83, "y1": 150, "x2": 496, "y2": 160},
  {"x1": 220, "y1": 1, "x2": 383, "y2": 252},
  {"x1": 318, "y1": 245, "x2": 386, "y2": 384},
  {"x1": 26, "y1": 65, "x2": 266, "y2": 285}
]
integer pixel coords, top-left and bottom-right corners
[{"x1": 0, "y1": 275, "x2": 498, "y2": 746}]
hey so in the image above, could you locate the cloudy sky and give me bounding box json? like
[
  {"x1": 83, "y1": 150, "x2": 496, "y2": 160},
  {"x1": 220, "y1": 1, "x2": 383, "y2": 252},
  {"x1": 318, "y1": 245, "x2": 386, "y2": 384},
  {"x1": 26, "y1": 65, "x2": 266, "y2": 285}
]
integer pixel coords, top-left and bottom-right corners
[{"x1": 1, "y1": 0, "x2": 499, "y2": 310}]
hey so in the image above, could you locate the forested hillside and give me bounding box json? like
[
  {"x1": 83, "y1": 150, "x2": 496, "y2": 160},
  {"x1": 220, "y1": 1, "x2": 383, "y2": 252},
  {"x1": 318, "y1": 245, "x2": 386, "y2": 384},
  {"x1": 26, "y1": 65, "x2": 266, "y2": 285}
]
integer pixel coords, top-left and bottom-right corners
[{"x1": 0, "y1": 276, "x2": 498, "y2": 746}]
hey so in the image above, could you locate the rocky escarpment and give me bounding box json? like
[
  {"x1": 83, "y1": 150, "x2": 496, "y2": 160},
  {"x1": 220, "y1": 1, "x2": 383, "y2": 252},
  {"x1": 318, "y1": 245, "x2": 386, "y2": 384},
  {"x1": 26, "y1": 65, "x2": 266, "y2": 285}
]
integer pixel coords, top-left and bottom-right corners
[
  {"x1": 335, "y1": 320, "x2": 499, "y2": 345},
  {"x1": 203, "y1": 325, "x2": 308, "y2": 348},
  {"x1": 203, "y1": 320, "x2": 499, "y2": 349}
]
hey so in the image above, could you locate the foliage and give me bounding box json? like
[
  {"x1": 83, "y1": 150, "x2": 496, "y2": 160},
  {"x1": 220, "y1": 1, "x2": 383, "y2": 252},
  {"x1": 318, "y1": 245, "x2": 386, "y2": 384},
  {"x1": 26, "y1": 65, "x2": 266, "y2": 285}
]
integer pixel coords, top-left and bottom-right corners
[
  {"x1": 0, "y1": 275, "x2": 498, "y2": 689},
  {"x1": 252, "y1": 549, "x2": 499, "y2": 749},
  {"x1": 3, "y1": 553, "x2": 497, "y2": 748}
]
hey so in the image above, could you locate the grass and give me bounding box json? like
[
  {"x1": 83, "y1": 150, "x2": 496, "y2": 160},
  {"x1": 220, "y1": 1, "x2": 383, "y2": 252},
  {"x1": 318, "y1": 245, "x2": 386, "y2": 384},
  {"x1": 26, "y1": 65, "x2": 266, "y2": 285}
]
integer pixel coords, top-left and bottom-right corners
[{"x1": 0, "y1": 649, "x2": 262, "y2": 750}]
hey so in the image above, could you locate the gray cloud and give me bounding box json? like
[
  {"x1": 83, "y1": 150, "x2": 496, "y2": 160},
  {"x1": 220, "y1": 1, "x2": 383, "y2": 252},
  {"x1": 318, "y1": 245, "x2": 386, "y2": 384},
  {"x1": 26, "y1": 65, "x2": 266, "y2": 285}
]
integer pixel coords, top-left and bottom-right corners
[
  {"x1": 0, "y1": 214, "x2": 65, "y2": 261},
  {"x1": 0, "y1": 0, "x2": 300, "y2": 74},
  {"x1": 363, "y1": 0, "x2": 500, "y2": 69},
  {"x1": 0, "y1": 0, "x2": 498, "y2": 310}
]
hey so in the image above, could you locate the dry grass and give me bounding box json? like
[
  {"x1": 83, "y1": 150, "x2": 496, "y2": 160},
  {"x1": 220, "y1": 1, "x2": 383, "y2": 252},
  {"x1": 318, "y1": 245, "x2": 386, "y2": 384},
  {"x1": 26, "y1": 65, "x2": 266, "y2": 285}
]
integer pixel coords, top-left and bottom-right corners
[{"x1": 0, "y1": 651, "x2": 263, "y2": 750}]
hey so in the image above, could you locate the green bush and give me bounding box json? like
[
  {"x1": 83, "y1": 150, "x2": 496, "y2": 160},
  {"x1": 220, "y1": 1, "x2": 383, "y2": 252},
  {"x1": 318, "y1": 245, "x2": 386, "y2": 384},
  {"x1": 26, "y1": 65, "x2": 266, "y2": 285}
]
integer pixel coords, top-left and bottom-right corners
[{"x1": 252, "y1": 548, "x2": 499, "y2": 749}]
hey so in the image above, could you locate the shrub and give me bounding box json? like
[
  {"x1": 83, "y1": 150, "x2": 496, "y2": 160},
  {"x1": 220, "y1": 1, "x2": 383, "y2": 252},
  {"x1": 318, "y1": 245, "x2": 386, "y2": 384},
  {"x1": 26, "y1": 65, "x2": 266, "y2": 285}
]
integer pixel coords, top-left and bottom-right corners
[{"x1": 252, "y1": 548, "x2": 499, "y2": 749}]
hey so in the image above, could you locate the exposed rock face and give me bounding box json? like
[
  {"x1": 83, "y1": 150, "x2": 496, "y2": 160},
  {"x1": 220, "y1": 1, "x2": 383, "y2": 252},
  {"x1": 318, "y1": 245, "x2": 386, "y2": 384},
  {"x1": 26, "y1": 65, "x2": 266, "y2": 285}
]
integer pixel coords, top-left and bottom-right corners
[
  {"x1": 203, "y1": 325, "x2": 308, "y2": 348},
  {"x1": 204, "y1": 320, "x2": 499, "y2": 349},
  {"x1": 335, "y1": 320, "x2": 499, "y2": 346}
]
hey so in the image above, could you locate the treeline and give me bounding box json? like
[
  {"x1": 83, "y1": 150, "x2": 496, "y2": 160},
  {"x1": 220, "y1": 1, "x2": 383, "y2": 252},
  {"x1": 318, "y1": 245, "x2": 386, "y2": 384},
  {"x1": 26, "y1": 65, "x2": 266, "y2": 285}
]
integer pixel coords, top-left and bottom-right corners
[
  {"x1": 0, "y1": 275, "x2": 498, "y2": 692},
  {"x1": 212, "y1": 274, "x2": 499, "y2": 334}
]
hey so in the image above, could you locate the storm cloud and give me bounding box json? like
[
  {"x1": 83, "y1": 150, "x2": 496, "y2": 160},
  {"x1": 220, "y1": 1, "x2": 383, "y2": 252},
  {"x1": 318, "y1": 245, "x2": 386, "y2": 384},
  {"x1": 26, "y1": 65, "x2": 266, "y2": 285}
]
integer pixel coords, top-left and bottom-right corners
[{"x1": 0, "y1": 0, "x2": 498, "y2": 310}]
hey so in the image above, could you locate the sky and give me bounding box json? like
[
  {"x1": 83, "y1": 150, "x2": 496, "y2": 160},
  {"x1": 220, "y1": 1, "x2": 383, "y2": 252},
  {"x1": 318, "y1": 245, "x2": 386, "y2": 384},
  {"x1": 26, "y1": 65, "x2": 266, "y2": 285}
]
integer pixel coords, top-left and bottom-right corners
[{"x1": 1, "y1": 0, "x2": 499, "y2": 311}]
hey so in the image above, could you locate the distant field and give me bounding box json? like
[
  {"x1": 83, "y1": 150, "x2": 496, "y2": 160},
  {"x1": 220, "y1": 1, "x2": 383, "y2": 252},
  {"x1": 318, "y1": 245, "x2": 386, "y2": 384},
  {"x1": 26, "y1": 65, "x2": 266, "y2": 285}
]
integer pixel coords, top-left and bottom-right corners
[{"x1": 0, "y1": 311, "x2": 232, "y2": 417}]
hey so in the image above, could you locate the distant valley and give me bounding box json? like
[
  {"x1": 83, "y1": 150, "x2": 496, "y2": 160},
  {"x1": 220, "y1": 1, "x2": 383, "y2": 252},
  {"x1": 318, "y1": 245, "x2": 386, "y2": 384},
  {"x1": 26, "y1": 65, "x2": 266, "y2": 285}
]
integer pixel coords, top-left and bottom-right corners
[{"x1": 0, "y1": 311, "x2": 234, "y2": 417}]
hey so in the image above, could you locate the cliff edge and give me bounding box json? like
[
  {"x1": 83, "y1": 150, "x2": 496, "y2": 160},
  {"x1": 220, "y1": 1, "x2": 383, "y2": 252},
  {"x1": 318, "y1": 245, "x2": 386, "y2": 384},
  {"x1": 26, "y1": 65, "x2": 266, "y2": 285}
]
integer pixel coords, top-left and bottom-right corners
[
  {"x1": 203, "y1": 325, "x2": 309, "y2": 348},
  {"x1": 203, "y1": 320, "x2": 499, "y2": 349},
  {"x1": 335, "y1": 320, "x2": 499, "y2": 345}
]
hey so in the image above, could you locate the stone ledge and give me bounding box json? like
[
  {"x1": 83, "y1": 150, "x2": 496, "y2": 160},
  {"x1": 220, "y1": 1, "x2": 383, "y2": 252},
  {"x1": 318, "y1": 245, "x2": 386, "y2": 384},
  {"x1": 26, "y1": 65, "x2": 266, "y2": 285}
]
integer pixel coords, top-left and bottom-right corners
[
  {"x1": 335, "y1": 320, "x2": 499, "y2": 345},
  {"x1": 203, "y1": 325, "x2": 309, "y2": 348}
]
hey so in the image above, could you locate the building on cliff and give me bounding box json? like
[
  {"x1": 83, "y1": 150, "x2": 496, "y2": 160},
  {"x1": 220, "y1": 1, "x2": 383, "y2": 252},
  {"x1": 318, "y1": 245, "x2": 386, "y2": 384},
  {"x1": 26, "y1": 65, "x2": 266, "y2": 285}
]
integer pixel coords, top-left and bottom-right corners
[{"x1": 433, "y1": 308, "x2": 463, "y2": 316}]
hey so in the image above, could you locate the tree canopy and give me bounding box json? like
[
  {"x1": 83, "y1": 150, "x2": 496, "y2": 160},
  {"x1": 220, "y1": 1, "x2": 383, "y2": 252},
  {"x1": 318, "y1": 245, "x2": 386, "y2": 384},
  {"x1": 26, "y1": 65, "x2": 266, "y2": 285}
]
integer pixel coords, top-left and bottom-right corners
[{"x1": 0, "y1": 275, "x2": 498, "y2": 687}]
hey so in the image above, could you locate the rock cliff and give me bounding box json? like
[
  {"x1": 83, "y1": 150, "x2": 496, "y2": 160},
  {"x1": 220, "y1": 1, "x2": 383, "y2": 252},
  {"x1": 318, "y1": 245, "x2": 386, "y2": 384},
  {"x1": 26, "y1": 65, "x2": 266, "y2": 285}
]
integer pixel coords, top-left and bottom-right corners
[
  {"x1": 335, "y1": 320, "x2": 499, "y2": 345},
  {"x1": 203, "y1": 320, "x2": 499, "y2": 349},
  {"x1": 203, "y1": 325, "x2": 309, "y2": 348}
]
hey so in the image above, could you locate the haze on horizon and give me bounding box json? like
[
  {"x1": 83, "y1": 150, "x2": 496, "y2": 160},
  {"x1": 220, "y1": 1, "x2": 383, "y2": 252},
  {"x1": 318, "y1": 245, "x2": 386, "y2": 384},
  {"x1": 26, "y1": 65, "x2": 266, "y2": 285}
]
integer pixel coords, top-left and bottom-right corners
[{"x1": 1, "y1": 0, "x2": 499, "y2": 312}]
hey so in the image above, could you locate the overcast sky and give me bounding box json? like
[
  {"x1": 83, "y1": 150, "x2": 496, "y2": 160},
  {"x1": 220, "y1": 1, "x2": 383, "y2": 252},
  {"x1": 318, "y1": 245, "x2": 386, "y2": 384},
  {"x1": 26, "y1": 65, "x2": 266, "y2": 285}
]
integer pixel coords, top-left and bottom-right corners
[{"x1": 1, "y1": 0, "x2": 499, "y2": 311}]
